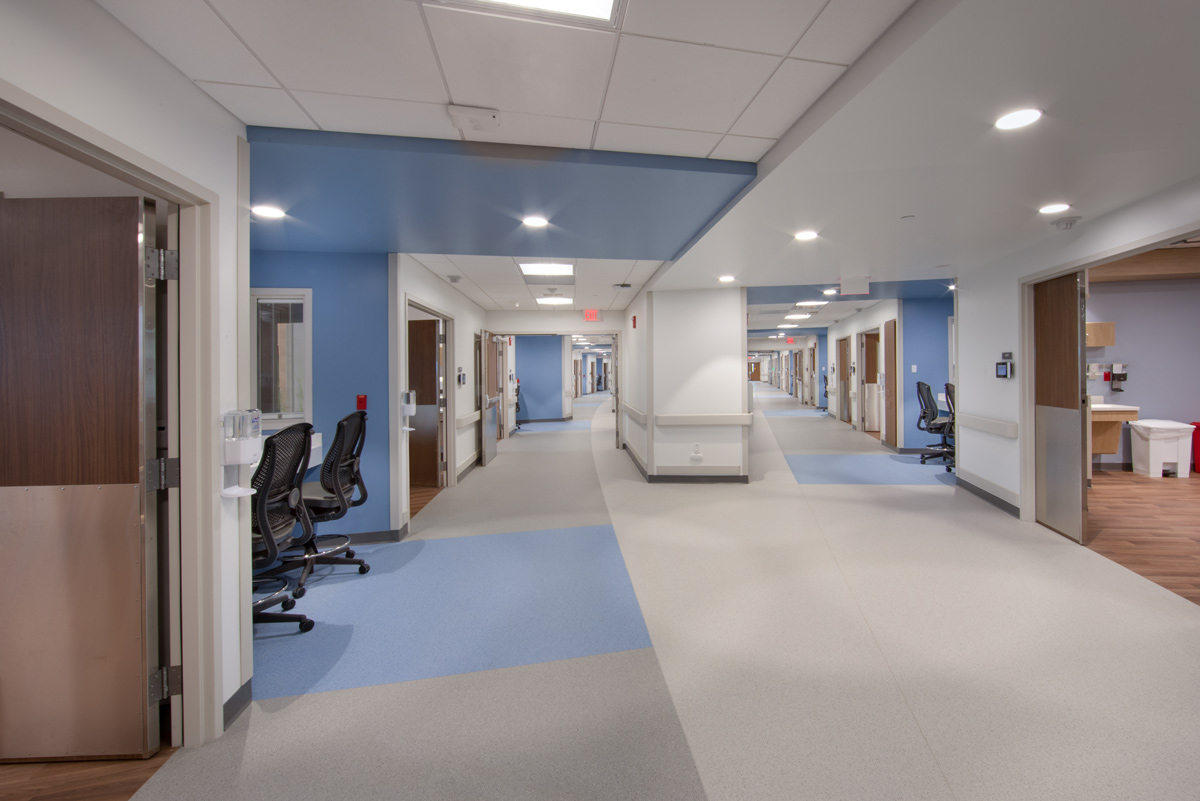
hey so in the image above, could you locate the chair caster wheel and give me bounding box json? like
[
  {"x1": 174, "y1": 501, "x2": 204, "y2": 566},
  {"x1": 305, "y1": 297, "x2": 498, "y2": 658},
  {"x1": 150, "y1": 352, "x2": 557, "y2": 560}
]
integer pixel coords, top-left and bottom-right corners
[
  {"x1": 281, "y1": 598, "x2": 296, "y2": 611},
  {"x1": 345, "y1": 549, "x2": 356, "y2": 558},
  {"x1": 358, "y1": 564, "x2": 371, "y2": 574},
  {"x1": 298, "y1": 619, "x2": 315, "y2": 633},
  {"x1": 293, "y1": 586, "x2": 306, "y2": 599}
]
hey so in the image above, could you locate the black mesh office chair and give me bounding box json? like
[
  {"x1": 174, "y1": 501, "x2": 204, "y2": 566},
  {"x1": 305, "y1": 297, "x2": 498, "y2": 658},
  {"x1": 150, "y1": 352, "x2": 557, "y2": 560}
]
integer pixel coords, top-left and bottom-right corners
[
  {"x1": 944, "y1": 382, "x2": 957, "y2": 471},
  {"x1": 251, "y1": 423, "x2": 316, "y2": 632},
  {"x1": 287, "y1": 411, "x2": 371, "y2": 598},
  {"x1": 916, "y1": 381, "x2": 954, "y2": 471}
]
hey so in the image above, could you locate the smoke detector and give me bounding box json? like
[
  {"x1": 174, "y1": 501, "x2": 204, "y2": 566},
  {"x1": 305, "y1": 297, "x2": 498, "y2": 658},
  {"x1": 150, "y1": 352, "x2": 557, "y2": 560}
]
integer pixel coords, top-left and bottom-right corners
[
  {"x1": 1052, "y1": 216, "x2": 1082, "y2": 231},
  {"x1": 447, "y1": 274, "x2": 462, "y2": 284},
  {"x1": 613, "y1": 282, "x2": 632, "y2": 290}
]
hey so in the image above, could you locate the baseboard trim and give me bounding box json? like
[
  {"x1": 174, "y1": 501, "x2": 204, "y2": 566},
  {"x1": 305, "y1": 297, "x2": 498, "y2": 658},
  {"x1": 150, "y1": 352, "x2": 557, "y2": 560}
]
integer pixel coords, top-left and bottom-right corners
[
  {"x1": 223, "y1": 678, "x2": 252, "y2": 730},
  {"x1": 648, "y1": 473, "x2": 749, "y2": 484},
  {"x1": 956, "y1": 475, "x2": 1019, "y2": 518},
  {"x1": 457, "y1": 459, "x2": 478, "y2": 483},
  {"x1": 347, "y1": 526, "x2": 407, "y2": 545},
  {"x1": 623, "y1": 443, "x2": 650, "y2": 481}
]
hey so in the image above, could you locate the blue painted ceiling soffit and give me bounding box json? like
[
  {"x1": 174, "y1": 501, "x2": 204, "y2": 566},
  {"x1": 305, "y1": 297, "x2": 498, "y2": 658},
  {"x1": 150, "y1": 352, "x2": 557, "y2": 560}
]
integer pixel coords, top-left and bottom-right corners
[
  {"x1": 747, "y1": 279, "x2": 956, "y2": 306},
  {"x1": 247, "y1": 127, "x2": 755, "y2": 259}
]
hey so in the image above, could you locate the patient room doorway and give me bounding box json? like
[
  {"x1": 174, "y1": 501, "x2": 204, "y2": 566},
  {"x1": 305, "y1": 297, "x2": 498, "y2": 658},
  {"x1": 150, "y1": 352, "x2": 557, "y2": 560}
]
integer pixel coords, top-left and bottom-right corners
[{"x1": 408, "y1": 304, "x2": 448, "y2": 517}]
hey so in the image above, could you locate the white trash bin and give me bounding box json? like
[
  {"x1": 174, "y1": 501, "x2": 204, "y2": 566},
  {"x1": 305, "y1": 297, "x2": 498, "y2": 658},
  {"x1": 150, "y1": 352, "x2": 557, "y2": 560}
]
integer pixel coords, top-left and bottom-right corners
[{"x1": 1129, "y1": 420, "x2": 1196, "y2": 478}]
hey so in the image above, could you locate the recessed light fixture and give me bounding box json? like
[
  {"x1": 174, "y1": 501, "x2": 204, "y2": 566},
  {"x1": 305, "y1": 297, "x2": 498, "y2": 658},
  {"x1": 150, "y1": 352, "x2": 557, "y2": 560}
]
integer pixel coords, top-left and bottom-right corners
[
  {"x1": 519, "y1": 262, "x2": 573, "y2": 276},
  {"x1": 948, "y1": 284, "x2": 957, "y2": 291},
  {"x1": 522, "y1": 216, "x2": 549, "y2": 227},
  {"x1": 785, "y1": 313, "x2": 811, "y2": 320},
  {"x1": 823, "y1": 288, "x2": 838, "y2": 296},
  {"x1": 777, "y1": 324, "x2": 799, "y2": 329},
  {"x1": 1039, "y1": 203, "x2": 1071, "y2": 215},
  {"x1": 795, "y1": 301, "x2": 828, "y2": 308},
  {"x1": 536, "y1": 296, "x2": 573, "y2": 305},
  {"x1": 995, "y1": 108, "x2": 1043, "y2": 130},
  {"x1": 719, "y1": 275, "x2": 736, "y2": 282},
  {"x1": 794, "y1": 230, "x2": 818, "y2": 241},
  {"x1": 251, "y1": 205, "x2": 285, "y2": 218}
]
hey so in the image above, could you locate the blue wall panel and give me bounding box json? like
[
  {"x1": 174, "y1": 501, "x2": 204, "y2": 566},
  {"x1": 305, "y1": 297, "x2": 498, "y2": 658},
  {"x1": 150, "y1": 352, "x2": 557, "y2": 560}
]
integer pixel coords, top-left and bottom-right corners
[
  {"x1": 902, "y1": 298, "x2": 955, "y2": 449},
  {"x1": 516, "y1": 336, "x2": 564, "y2": 421},
  {"x1": 252, "y1": 250, "x2": 391, "y2": 535}
]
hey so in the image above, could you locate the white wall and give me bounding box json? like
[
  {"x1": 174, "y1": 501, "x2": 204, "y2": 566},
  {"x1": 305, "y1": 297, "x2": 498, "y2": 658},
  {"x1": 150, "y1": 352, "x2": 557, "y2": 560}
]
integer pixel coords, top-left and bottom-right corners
[
  {"x1": 0, "y1": 0, "x2": 248, "y2": 734},
  {"x1": 622, "y1": 288, "x2": 650, "y2": 466},
  {"x1": 956, "y1": 174, "x2": 1200, "y2": 511},
  {"x1": 651, "y1": 288, "x2": 747, "y2": 473},
  {"x1": 390, "y1": 255, "x2": 488, "y2": 524}
]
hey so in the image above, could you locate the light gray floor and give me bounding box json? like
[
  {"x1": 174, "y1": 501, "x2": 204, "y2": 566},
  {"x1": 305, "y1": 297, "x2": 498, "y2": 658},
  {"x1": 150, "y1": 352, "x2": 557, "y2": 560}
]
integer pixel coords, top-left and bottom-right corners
[{"x1": 143, "y1": 386, "x2": 1200, "y2": 801}]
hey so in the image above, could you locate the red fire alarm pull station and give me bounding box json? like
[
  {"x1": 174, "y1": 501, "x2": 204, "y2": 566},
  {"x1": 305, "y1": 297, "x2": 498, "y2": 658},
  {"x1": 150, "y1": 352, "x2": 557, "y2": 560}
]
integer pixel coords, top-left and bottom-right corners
[
  {"x1": 357, "y1": 394, "x2": 367, "y2": 410},
  {"x1": 632, "y1": 315, "x2": 637, "y2": 329}
]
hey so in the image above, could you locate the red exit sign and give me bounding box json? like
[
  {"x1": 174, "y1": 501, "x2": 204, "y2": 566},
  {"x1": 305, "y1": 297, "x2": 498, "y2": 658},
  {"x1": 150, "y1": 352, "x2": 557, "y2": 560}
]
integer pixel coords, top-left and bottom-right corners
[
  {"x1": 786, "y1": 337, "x2": 794, "y2": 344},
  {"x1": 583, "y1": 309, "x2": 600, "y2": 322}
]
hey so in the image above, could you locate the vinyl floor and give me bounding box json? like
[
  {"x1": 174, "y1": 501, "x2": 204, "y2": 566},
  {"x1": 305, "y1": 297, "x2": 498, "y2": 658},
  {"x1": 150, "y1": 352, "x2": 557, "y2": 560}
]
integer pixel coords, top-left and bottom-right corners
[{"x1": 118, "y1": 381, "x2": 1200, "y2": 800}]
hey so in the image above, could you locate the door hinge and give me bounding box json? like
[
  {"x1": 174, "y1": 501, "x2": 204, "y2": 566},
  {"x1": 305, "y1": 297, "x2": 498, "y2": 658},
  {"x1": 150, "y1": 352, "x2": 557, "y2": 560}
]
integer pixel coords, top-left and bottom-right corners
[
  {"x1": 149, "y1": 665, "x2": 183, "y2": 704},
  {"x1": 438, "y1": 333, "x2": 447, "y2": 344},
  {"x1": 440, "y1": 460, "x2": 448, "y2": 472},
  {"x1": 147, "y1": 457, "x2": 181, "y2": 491},
  {"x1": 438, "y1": 396, "x2": 447, "y2": 410},
  {"x1": 145, "y1": 247, "x2": 179, "y2": 281}
]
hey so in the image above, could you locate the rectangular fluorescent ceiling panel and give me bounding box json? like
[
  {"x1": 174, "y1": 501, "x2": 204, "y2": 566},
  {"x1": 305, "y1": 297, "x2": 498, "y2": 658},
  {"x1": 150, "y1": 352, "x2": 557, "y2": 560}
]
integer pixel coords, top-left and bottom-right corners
[
  {"x1": 785, "y1": 313, "x2": 811, "y2": 320},
  {"x1": 536, "y1": 297, "x2": 574, "y2": 305},
  {"x1": 472, "y1": 0, "x2": 614, "y2": 21},
  {"x1": 520, "y1": 263, "x2": 574, "y2": 276},
  {"x1": 777, "y1": 324, "x2": 799, "y2": 329},
  {"x1": 795, "y1": 301, "x2": 828, "y2": 307}
]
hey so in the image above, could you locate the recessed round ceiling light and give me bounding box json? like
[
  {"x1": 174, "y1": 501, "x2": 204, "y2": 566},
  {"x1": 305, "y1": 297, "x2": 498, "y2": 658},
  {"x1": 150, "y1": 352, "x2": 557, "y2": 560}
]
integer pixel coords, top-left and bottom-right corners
[
  {"x1": 794, "y1": 230, "x2": 818, "y2": 241},
  {"x1": 522, "y1": 215, "x2": 549, "y2": 227},
  {"x1": 823, "y1": 288, "x2": 838, "y2": 296},
  {"x1": 948, "y1": 284, "x2": 957, "y2": 291},
  {"x1": 719, "y1": 275, "x2": 736, "y2": 282},
  {"x1": 995, "y1": 109, "x2": 1043, "y2": 130},
  {"x1": 251, "y1": 205, "x2": 285, "y2": 218},
  {"x1": 1039, "y1": 203, "x2": 1071, "y2": 214}
]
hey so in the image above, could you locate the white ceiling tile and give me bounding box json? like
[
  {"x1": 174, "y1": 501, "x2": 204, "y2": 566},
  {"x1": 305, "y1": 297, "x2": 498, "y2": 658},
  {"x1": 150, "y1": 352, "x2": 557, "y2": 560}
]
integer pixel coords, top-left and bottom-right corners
[
  {"x1": 710, "y1": 135, "x2": 776, "y2": 162},
  {"x1": 594, "y1": 122, "x2": 721, "y2": 158},
  {"x1": 205, "y1": 0, "x2": 448, "y2": 103},
  {"x1": 730, "y1": 58, "x2": 845, "y2": 138},
  {"x1": 789, "y1": 0, "x2": 915, "y2": 66},
  {"x1": 196, "y1": 82, "x2": 316, "y2": 129},
  {"x1": 96, "y1": 0, "x2": 277, "y2": 87},
  {"x1": 292, "y1": 92, "x2": 460, "y2": 139},
  {"x1": 602, "y1": 35, "x2": 781, "y2": 132},
  {"x1": 425, "y1": 6, "x2": 615, "y2": 120},
  {"x1": 463, "y1": 112, "x2": 595, "y2": 149},
  {"x1": 447, "y1": 255, "x2": 521, "y2": 272},
  {"x1": 627, "y1": 261, "x2": 663, "y2": 283},
  {"x1": 576, "y1": 259, "x2": 638, "y2": 281},
  {"x1": 410, "y1": 253, "x2": 454, "y2": 264},
  {"x1": 621, "y1": 0, "x2": 826, "y2": 56}
]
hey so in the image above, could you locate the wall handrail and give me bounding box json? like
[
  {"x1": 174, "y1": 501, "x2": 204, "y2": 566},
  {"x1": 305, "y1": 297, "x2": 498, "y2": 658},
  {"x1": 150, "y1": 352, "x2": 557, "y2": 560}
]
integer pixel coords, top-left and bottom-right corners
[
  {"x1": 958, "y1": 413, "x2": 1018, "y2": 439},
  {"x1": 654, "y1": 413, "x2": 753, "y2": 427}
]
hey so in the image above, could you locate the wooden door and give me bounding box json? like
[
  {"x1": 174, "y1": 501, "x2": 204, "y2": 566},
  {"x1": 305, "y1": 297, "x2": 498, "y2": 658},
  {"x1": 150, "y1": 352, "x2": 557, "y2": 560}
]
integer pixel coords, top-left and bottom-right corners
[
  {"x1": 0, "y1": 197, "x2": 165, "y2": 760},
  {"x1": 883, "y1": 320, "x2": 897, "y2": 447},
  {"x1": 408, "y1": 319, "x2": 439, "y2": 487},
  {"x1": 749, "y1": 362, "x2": 761, "y2": 381},
  {"x1": 1034, "y1": 273, "x2": 1088, "y2": 542},
  {"x1": 837, "y1": 337, "x2": 851, "y2": 422},
  {"x1": 574, "y1": 360, "x2": 581, "y2": 398}
]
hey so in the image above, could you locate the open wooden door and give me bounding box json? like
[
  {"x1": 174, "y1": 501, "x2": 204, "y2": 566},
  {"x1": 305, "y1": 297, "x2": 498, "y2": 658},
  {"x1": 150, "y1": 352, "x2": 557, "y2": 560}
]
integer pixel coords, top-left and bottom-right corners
[{"x1": 883, "y1": 320, "x2": 897, "y2": 447}]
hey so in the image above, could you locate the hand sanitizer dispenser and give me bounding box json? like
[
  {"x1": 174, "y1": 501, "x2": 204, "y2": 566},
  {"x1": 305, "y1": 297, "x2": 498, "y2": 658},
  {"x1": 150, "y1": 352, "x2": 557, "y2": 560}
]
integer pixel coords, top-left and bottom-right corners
[
  {"x1": 221, "y1": 409, "x2": 262, "y2": 497},
  {"x1": 400, "y1": 390, "x2": 417, "y2": 432}
]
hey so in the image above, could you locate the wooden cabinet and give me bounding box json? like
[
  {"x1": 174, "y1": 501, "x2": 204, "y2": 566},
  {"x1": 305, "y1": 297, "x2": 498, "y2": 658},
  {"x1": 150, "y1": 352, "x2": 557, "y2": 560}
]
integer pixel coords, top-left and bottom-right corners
[{"x1": 1085, "y1": 321, "x2": 1115, "y2": 347}]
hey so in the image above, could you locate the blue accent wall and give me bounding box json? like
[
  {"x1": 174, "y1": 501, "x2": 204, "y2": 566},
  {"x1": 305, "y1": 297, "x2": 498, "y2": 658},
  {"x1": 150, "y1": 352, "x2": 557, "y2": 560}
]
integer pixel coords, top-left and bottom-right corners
[
  {"x1": 1086, "y1": 280, "x2": 1200, "y2": 465},
  {"x1": 252, "y1": 251, "x2": 391, "y2": 535},
  {"x1": 516, "y1": 336, "x2": 564, "y2": 421},
  {"x1": 902, "y1": 298, "x2": 955, "y2": 449},
  {"x1": 247, "y1": 127, "x2": 755, "y2": 259}
]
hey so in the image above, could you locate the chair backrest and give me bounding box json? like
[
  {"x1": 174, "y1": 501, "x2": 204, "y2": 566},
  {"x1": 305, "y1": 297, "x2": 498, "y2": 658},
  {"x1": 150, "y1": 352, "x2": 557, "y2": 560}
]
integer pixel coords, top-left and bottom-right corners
[
  {"x1": 317, "y1": 411, "x2": 368, "y2": 520},
  {"x1": 916, "y1": 381, "x2": 939, "y2": 431},
  {"x1": 251, "y1": 423, "x2": 313, "y2": 565},
  {"x1": 945, "y1": 383, "x2": 956, "y2": 422}
]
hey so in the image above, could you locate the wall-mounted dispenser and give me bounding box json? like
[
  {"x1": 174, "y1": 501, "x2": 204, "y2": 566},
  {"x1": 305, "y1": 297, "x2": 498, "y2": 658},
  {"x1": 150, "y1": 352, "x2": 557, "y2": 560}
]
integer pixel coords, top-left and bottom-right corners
[
  {"x1": 221, "y1": 409, "x2": 261, "y2": 497},
  {"x1": 1110, "y1": 363, "x2": 1128, "y2": 392}
]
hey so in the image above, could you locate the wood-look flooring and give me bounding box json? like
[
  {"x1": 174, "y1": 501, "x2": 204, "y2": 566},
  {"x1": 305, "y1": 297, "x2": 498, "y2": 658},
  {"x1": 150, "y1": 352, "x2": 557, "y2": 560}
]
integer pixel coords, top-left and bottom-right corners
[
  {"x1": 1087, "y1": 469, "x2": 1200, "y2": 605},
  {"x1": 409, "y1": 485, "x2": 441, "y2": 518},
  {"x1": 0, "y1": 748, "x2": 175, "y2": 801}
]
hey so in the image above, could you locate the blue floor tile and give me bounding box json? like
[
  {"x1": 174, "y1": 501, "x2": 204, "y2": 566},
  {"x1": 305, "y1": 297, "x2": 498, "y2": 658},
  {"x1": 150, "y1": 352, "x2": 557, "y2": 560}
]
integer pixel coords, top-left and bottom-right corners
[
  {"x1": 253, "y1": 525, "x2": 651, "y2": 699},
  {"x1": 785, "y1": 454, "x2": 952, "y2": 485}
]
